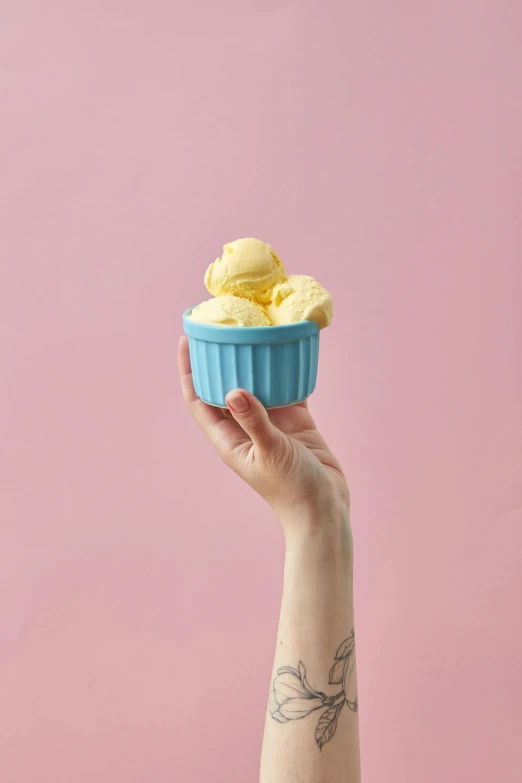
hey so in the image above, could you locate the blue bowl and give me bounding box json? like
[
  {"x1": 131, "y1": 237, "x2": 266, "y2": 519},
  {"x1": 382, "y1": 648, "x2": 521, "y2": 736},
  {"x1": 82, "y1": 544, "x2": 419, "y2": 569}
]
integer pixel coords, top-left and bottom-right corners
[{"x1": 182, "y1": 307, "x2": 320, "y2": 408}]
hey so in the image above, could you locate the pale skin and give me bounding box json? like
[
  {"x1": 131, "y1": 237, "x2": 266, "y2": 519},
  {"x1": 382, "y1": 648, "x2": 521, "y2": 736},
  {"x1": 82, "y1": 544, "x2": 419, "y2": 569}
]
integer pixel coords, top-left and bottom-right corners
[{"x1": 179, "y1": 336, "x2": 360, "y2": 783}]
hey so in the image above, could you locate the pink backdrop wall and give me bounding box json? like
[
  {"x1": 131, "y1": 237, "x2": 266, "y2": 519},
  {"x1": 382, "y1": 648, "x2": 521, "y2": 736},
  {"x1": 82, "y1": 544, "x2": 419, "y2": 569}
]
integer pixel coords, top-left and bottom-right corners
[{"x1": 1, "y1": 2, "x2": 521, "y2": 781}]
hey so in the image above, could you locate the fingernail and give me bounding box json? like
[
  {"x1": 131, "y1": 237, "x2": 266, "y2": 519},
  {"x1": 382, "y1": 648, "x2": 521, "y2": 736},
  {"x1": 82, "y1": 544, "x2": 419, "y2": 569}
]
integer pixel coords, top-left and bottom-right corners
[{"x1": 226, "y1": 391, "x2": 250, "y2": 413}]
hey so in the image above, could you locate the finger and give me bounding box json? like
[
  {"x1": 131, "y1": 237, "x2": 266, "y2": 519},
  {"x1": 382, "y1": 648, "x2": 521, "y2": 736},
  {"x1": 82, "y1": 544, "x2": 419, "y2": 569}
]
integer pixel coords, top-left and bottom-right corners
[
  {"x1": 268, "y1": 401, "x2": 317, "y2": 435},
  {"x1": 178, "y1": 336, "x2": 224, "y2": 429},
  {"x1": 225, "y1": 389, "x2": 285, "y2": 453},
  {"x1": 178, "y1": 337, "x2": 247, "y2": 452},
  {"x1": 178, "y1": 336, "x2": 198, "y2": 404}
]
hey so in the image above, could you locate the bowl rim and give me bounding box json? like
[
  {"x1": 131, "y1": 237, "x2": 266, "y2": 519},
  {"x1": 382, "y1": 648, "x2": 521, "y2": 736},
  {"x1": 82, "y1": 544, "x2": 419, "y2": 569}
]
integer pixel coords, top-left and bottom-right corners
[{"x1": 182, "y1": 306, "x2": 319, "y2": 344}]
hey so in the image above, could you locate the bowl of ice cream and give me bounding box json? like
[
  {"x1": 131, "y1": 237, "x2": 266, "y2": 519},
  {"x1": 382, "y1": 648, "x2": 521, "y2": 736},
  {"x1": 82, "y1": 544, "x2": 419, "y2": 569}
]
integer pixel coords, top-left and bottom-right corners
[{"x1": 182, "y1": 238, "x2": 333, "y2": 409}]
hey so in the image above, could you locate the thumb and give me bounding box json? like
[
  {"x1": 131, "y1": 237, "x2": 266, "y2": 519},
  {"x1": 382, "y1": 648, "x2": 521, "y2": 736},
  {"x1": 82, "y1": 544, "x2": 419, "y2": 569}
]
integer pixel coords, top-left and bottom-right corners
[{"x1": 225, "y1": 390, "x2": 283, "y2": 453}]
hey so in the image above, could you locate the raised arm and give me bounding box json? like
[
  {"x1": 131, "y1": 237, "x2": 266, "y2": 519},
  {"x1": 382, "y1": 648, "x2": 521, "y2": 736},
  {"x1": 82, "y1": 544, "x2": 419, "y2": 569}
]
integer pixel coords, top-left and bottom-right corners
[{"x1": 179, "y1": 336, "x2": 360, "y2": 783}]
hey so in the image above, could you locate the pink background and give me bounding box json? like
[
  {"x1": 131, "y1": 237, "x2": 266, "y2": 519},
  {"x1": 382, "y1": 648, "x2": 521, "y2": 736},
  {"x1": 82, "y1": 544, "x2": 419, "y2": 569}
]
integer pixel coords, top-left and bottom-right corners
[{"x1": 1, "y1": 1, "x2": 521, "y2": 781}]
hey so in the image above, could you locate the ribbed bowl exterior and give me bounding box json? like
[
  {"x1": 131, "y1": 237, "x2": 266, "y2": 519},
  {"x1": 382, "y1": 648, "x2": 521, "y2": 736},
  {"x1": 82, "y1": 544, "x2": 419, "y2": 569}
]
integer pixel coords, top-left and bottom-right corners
[{"x1": 182, "y1": 308, "x2": 320, "y2": 408}]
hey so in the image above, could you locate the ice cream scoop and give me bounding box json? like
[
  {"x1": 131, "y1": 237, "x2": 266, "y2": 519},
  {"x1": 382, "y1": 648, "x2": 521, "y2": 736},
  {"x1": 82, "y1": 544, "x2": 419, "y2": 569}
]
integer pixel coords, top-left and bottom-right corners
[
  {"x1": 204, "y1": 238, "x2": 285, "y2": 304},
  {"x1": 188, "y1": 294, "x2": 271, "y2": 327},
  {"x1": 266, "y1": 275, "x2": 333, "y2": 329}
]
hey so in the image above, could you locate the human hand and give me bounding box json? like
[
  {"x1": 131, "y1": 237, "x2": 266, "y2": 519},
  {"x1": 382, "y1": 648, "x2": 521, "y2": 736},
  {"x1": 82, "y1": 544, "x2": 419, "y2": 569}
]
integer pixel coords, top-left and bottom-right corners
[{"x1": 178, "y1": 336, "x2": 350, "y2": 541}]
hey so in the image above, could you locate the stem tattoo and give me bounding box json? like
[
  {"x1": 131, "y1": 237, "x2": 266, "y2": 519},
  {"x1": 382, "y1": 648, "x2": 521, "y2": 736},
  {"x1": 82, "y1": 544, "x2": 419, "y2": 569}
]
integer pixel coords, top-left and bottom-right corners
[{"x1": 268, "y1": 630, "x2": 358, "y2": 750}]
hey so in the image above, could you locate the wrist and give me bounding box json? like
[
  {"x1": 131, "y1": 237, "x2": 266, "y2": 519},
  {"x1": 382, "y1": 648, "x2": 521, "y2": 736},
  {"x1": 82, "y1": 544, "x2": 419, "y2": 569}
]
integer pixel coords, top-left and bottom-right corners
[
  {"x1": 282, "y1": 517, "x2": 354, "y2": 597},
  {"x1": 279, "y1": 499, "x2": 353, "y2": 564}
]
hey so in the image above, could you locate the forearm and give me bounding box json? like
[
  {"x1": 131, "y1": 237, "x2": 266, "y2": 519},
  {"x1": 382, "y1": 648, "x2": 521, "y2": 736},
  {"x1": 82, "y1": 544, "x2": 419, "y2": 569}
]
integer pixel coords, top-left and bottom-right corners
[{"x1": 260, "y1": 510, "x2": 360, "y2": 783}]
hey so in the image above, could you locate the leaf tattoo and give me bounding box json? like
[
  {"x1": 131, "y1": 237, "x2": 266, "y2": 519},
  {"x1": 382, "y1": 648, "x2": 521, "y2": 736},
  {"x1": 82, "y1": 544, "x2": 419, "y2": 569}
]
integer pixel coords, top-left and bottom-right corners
[
  {"x1": 268, "y1": 629, "x2": 357, "y2": 750},
  {"x1": 315, "y1": 702, "x2": 345, "y2": 750},
  {"x1": 334, "y1": 635, "x2": 355, "y2": 659},
  {"x1": 328, "y1": 655, "x2": 348, "y2": 685}
]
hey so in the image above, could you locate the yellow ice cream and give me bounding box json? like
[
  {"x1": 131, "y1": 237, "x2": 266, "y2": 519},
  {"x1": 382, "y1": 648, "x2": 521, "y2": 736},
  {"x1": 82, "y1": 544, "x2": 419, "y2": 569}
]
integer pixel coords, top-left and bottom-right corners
[
  {"x1": 189, "y1": 294, "x2": 271, "y2": 327},
  {"x1": 267, "y1": 275, "x2": 333, "y2": 329},
  {"x1": 205, "y1": 238, "x2": 285, "y2": 304}
]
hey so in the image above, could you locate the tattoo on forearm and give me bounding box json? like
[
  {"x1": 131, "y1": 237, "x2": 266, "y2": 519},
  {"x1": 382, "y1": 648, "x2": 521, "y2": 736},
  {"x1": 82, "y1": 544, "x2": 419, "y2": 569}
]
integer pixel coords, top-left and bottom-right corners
[{"x1": 268, "y1": 629, "x2": 358, "y2": 750}]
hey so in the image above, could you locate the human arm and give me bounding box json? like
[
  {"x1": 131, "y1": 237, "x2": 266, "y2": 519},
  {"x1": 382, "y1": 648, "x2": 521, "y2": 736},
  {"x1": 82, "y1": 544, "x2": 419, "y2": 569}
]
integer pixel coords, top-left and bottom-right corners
[
  {"x1": 260, "y1": 511, "x2": 359, "y2": 782},
  {"x1": 178, "y1": 336, "x2": 360, "y2": 783}
]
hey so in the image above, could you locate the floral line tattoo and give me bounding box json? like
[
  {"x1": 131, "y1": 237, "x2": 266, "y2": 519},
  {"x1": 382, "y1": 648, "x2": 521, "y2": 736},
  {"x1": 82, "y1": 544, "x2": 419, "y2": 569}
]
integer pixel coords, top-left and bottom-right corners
[{"x1": 268, "y1": 629, "x2": 357, "y2": 750}]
